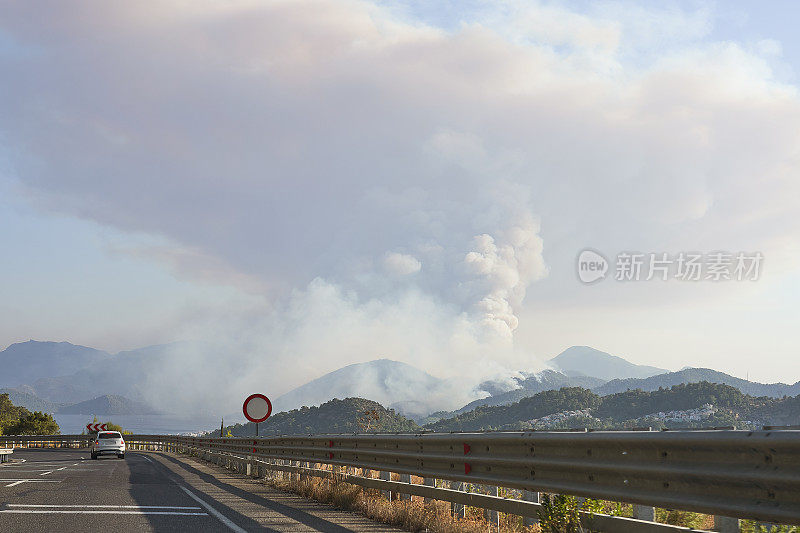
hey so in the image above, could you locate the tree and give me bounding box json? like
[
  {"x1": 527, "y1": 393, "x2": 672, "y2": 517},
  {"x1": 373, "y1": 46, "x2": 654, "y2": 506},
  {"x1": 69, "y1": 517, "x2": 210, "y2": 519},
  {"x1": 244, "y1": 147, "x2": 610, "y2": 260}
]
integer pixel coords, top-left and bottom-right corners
[
  {"x1": 0, "y1": 393, "x2": 29, "y2": 434},
  {"x1": 5, "y1": 411, "x2": 60, "y2": 435},
  {"x1": 105, "y1": 421, "x2": 123, "y2": 433},
  {"x1": 0, "y1": 393, "x2": 60, "y2": 435}
]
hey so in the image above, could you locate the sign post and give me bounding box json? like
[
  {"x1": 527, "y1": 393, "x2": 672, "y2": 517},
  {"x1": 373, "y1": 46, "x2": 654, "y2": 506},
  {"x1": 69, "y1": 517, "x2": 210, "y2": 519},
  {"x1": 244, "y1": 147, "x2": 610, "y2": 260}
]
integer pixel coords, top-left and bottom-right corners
[{"x1": 243, "y1": 394, "x2": 272, "y2": 436}]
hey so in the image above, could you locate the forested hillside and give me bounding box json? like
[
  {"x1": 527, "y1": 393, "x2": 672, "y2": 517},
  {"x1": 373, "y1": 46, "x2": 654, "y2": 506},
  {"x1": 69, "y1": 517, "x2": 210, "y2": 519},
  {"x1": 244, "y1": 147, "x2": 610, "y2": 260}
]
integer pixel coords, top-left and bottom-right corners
[
  {"x1": 210, "y1": 397, "x2": 420, "y2": 437},
  {"x1": 425, "y1": 382, "x2": 800, "y2": 432},
  {"x1": 424, "y1": 387, "x2": 600, "y2": 432}
]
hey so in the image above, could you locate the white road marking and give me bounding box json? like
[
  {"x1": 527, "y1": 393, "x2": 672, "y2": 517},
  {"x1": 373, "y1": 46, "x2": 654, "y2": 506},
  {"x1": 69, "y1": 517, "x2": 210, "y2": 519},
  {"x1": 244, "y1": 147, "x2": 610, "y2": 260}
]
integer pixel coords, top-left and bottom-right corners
[
  {"x1": 0, "y1": 469, "x2": 57, "y2": 473},
  {"x1": 39, "y1": 471, "x2": 53, "y2": 476},
  {"x1": 57, "y1": 467, "x2": 67, "y2": 471},
  {"x1": 0, "y1": 510, "x2": 208, "y2": 515},
  {"x1": 179, "y1": 485, "x2": 246, "y2": 533},
  {"x1": 10, "y1": 504, "x2": 202, "y2": 509},
  {"x1": 0, "y1": 464, "x2": 64, "y2": 468},
  {"x1": 2, "y1": 479, "x2": 61, "y2": 487}
]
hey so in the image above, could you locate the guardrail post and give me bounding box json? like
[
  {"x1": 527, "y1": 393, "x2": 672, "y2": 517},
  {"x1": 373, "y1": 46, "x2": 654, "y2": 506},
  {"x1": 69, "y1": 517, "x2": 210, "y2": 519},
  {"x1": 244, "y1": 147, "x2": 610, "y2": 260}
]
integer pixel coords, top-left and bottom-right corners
[
  {"x1": 633, "y1": 504, "x2": 655, "y2": 521},
  {"x1": 451, "y1": 481, "x2": 465, "y2": 518},
  {"x1": 713, "y1": 515, "x2": 740, "y2": 533},
  {"x1": 523, "y1": 491, "x2": 540, "y2": 526},
  {"x1": 484, "y1": 485, "x2": 499, "y2": 527},
  {"x1": 246, "y1": 456, "x2": 252, "y2": 476},
  {"x1": 380, "y1": 470, "x2": 392, "y2": 501},
  {"x1": 423, "y1": 477, "x2": 434, "y2": 504},
  {"x1": 399, "y1": 474, "x2": 411, "y2": 501}
]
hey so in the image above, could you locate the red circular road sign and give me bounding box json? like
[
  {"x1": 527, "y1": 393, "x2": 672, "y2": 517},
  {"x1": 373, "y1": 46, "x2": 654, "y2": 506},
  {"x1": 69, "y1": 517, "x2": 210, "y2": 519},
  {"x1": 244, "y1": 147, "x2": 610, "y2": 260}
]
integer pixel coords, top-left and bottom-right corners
[{"x1": 243, "y1": 393, "x2": 272, "y2": 423}]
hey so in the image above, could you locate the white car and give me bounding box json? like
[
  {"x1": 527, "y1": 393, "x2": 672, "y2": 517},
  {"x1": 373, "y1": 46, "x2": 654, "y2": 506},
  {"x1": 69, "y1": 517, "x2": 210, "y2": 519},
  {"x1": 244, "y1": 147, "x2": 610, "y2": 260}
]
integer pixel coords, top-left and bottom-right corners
[{"x1": 91, "y1": 431, "x2": 125, "y2": 459}]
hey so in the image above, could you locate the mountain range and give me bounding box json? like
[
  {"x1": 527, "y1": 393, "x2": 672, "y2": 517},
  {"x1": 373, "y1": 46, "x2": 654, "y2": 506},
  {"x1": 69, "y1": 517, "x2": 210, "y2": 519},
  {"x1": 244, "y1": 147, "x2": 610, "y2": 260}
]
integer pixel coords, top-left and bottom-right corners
[
  {"x1": 4, "y1": 340, "x2": 799, "y2": 424},
  {"x1": 593, "y1": 368, "x2": 800, "y2": 397},
  {"x1": 0, "y1": 341, "x2": 110, "y2": 389}
]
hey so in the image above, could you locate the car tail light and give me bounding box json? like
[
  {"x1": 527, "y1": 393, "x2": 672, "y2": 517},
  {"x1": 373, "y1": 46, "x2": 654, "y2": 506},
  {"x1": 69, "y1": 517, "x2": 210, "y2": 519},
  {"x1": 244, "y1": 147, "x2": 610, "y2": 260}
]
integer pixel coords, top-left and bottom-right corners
[{"x1": 95, "y1": 440, "x2": 99, "y2": 445}]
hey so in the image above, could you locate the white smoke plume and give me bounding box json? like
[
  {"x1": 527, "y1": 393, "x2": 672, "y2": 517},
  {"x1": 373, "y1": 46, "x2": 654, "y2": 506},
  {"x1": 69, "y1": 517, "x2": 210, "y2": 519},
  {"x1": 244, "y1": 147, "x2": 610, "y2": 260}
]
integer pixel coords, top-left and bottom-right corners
[{"x1": 3, "y1": 0, "x2": 800, "y2": 412}]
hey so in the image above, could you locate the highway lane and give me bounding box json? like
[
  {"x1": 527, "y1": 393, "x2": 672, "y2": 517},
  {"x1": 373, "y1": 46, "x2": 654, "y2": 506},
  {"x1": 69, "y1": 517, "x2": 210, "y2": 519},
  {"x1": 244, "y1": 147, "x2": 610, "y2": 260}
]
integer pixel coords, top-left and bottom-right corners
[
  {"x1": 0, "y1": 448, "x2": 229, "y2": 531},
  {"x1": 0, "y1": 448, "x2": 397, "y2": 532}
]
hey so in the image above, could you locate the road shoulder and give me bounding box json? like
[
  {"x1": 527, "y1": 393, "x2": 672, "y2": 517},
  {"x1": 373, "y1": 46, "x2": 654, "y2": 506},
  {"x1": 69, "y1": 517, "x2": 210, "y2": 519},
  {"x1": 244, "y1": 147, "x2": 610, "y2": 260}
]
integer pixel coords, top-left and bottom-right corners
[{"x1": 140, "y1": 451, "x2": 400, "y2": 532}]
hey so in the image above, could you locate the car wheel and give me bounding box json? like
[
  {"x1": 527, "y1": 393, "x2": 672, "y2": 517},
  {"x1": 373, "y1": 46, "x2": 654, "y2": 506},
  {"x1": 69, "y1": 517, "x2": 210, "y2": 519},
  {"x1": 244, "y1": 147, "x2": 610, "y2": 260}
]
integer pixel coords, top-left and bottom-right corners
[
  {"x1": 118, "y1": 454, "x2": 125, "y2": 459},
  {"x1": 91, "y1": 452, "x2": 97, "y2": 460}
]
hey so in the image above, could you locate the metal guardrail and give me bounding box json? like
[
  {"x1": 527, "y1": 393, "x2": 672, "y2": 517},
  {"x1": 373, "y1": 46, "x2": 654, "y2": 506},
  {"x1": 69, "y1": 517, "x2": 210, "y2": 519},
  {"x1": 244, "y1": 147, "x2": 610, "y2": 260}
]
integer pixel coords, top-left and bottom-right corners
[
  {"x1": 0, "y1": 435, "x2": 91, "y2": 448},
  {"x1": 4, "y1": 430, "x2": 799, "y2": 530},
  {"x1": 0, "y1": 448, "x2": 12, "y2": 463}
]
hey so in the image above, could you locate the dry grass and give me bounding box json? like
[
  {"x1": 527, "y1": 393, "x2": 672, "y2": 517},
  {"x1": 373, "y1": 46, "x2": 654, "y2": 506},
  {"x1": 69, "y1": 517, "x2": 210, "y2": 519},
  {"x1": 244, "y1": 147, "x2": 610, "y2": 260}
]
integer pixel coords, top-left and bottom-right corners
[
  {"x1": 655, "y1": 508, "x2": 714, "y2": 530},
  {"x1": 261, "y1": 471, "x2": 540, "y2": 533}
]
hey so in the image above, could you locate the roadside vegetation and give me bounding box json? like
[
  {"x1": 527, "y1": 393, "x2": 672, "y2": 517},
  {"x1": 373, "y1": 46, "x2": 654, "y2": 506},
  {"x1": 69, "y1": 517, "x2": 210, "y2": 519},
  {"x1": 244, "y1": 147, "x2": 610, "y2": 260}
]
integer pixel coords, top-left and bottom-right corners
[
  {"x1": 264, "y1": 472, "x2": 538, "y2": 532},
  {"x1": 257, "y1": 470, "x2": 729, "y2": 532},
  {"x1": 0, "y1": 392, "x2": 60, "y2": 435}
]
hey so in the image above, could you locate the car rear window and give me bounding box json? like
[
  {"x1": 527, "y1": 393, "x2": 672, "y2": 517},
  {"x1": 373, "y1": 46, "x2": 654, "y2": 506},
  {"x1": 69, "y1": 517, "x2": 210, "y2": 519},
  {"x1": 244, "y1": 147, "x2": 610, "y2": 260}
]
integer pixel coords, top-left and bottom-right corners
[{"x1": 98, "y1": 432, "x2": 121, "y2": 439}]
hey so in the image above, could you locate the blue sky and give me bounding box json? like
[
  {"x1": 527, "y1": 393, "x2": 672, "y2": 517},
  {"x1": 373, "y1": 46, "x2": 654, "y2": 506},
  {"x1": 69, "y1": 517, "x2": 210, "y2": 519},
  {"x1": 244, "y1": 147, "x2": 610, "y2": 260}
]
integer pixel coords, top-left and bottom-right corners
[{"x1": 1, "y1": 0, "x2": 799, "y2": 391}]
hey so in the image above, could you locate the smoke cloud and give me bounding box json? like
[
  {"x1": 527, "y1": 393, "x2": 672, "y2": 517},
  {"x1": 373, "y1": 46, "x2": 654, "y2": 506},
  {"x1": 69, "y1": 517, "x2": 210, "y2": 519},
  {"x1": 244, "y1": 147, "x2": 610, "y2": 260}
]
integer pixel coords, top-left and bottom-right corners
[{"x1": 2, "y1": 0, "x2": 800, "y2": 412}]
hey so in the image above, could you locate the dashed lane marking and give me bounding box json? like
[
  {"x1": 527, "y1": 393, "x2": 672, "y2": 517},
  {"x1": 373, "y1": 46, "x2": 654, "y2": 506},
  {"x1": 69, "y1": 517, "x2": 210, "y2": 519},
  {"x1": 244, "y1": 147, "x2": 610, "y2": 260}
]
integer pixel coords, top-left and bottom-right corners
[{"x1": 2, "y1": 479, "x2": 62, "y2": 487}]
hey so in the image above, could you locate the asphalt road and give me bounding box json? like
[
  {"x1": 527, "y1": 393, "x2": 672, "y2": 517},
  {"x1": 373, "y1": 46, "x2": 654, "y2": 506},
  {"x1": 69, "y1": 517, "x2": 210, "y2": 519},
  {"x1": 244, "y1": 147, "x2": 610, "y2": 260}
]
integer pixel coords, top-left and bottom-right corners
[{"x1": 0, "y1": 448, "x2": 397, "y2": 532}]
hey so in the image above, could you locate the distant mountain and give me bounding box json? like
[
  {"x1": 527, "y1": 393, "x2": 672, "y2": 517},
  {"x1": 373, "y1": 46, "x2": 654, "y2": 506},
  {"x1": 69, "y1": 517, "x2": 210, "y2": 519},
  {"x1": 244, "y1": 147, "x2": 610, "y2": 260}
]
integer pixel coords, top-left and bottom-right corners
[
  {"x1": 24, "y1": 341, "x2": 202, "y2": 405},
  {"x1": 0, "y1": 388, "x2": 61, "y2": 413},
  {"x1": 594, "y1": 368, "x2": 800, "y2": 398},
  {"x1": 273, "y1": 359, "x2": 443, "y2": 414},
  {"x1": 548, "y1": 346, "x2": 666, "y2": 381},
  {"x1": 57, "y1": 394, "x2": 159, "y2": 415},
  {"x1": 209, "y1": 397, "x2": 420, "y2": 437},
  {"x1": 421, "y1": 370, "x2": 605, "y2": 424},
  {"x1": 0, "y1": 341, "x2": 110, "y2": 388}
]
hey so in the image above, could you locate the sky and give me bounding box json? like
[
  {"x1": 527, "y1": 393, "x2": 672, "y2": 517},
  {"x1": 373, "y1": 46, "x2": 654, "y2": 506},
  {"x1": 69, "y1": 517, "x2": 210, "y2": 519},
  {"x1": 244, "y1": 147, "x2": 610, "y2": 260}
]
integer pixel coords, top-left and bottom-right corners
[{"x1": 1, "y1": 0, "x2": 799, "y2": 391}]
